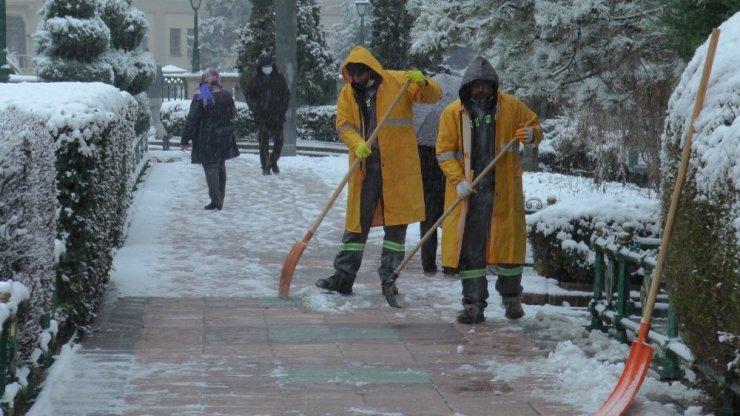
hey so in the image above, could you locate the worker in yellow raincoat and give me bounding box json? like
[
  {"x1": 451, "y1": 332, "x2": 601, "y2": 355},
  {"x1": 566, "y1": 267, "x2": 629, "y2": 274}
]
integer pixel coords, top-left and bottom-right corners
[
  {"x1": 315, "y1": 46, "x2": 442, "y2": 306},
  {"x1": 436, "y1": 56, "x2": 542, "y2": 323}
]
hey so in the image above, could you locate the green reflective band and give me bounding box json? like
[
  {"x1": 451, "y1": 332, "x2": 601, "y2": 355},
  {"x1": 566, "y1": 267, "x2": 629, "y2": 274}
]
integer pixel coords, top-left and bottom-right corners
[
  {"x1": 495, "y1": 265, "x2": 523, "y2": 276},
  {"x1": 485, "y1": 114, "x2": 492, "y2": 124},
  {"x1": 472, "y1": 117, "x2": 480, "y2": 127},
  {"x1": 382, "y1": 240, "x2": 405, "y2": 252},
  {"x1": 341, "y1": 243, "x2": 365, "y2": 252},
  {"x1": 459, "y1": 269, "x2": 486, "y2": 280},
  {"x1": 366, "y1": 98, "x2": 372, "y2": 107}
]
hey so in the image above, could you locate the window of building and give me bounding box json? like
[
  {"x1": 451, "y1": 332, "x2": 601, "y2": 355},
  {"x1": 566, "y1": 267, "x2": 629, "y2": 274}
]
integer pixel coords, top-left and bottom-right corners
[{"x1": 170, "y1": 28, "x2": 181, "y2": 56}]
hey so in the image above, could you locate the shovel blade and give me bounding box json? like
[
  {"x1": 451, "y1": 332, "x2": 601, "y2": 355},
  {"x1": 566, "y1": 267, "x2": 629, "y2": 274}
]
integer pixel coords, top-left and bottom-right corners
[
  {"x1": 596, "y1": 336, "x2": 654, "y2": 416},
  {"x1": 278, "y1": 240, "x2": 308, "y2": 299}
]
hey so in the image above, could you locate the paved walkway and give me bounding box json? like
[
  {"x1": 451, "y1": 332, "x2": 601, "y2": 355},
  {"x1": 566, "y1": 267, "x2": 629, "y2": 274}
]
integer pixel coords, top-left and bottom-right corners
[
  {"x1": 73, "y1": 291, "x2": 577, "y2": 416},
  {"x1": 37, "y1": 153, "x2": 585, "y2": 415}
]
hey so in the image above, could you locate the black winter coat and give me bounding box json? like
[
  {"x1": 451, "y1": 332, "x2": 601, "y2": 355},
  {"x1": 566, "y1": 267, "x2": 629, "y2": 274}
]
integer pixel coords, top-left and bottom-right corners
[
  {"x1": 245, "y1": 70, "x2": 290, "y2": 128},
  {"x1": 181, "y1": 89, "x2": 240, "y2": 164}
]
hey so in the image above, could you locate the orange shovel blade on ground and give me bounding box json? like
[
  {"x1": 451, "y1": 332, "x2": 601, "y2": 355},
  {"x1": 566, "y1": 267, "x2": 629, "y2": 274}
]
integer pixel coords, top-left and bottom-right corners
[
  {"x1": 278, "y1": 231, "x2": 313, "y2": 299},
  {"x1": 595, "y1": 323, "x2": 654, "y2": 416}
]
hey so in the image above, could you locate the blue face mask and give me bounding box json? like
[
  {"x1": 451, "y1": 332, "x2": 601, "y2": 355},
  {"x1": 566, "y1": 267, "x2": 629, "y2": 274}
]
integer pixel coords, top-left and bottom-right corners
[{"x1": 262, "y1": 66, "x2": 273, "y2": 75}]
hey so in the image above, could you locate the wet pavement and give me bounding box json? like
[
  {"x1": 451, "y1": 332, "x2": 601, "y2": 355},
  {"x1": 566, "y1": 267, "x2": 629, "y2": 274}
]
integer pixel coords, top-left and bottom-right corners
[{"x1": 39, "y1": 151, "x2": 587, "y2": 415}]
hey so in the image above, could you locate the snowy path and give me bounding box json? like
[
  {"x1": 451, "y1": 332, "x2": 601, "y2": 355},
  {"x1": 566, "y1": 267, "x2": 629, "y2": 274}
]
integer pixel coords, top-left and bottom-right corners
[{"x1": 27, "y1": 152, "x2": 705, "y2": 416}]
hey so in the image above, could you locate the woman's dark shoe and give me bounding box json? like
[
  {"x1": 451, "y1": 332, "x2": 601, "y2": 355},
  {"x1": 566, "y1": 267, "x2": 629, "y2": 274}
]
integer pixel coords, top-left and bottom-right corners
[
  {"x1": 262, "y1": 168, "x2": 271, "y2": 176},
  {"x1": 271, "y1": 162, "x2": 280, "y2": 174},
  {"x1": 204, "y1": 203, "x2": 221, "y2": 210}
]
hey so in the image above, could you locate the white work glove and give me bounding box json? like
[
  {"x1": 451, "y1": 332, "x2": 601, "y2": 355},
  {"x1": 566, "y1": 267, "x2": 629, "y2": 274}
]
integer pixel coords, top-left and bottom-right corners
[{"x1": 455, "y1": 180, "x2": 473, "y2": 199}]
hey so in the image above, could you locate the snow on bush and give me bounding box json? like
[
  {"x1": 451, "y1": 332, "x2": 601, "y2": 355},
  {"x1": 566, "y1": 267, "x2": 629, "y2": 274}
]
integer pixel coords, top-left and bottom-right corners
[
  {"x1": 660, "y1": 12, "x2": 740, "y2": 406},
  {"x1": 0, "y1": 82, "x2": 144, "y2": 330},
  {"x1": 0, "y1": 109, "x2": 57, "y2": 355}
]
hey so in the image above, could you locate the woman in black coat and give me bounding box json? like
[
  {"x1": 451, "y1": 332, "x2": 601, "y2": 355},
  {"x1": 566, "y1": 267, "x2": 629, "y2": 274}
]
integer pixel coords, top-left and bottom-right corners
[
  {"x1": 245, "y1": 53, "x2": 290, "y2": 175},
  {"x1": 180, "y1": 68, "x2": 240, "y2": 210}
]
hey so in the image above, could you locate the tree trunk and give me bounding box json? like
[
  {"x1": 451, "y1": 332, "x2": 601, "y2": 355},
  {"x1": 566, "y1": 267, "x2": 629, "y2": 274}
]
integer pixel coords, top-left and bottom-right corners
[{"x1": 274, "y1": 0, "x2": 297, "y2": 156}]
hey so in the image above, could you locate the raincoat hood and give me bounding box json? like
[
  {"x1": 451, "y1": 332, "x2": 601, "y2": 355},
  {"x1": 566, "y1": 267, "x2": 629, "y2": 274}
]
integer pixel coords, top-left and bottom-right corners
[
  {"x1": 341, "y1": 46, "x2": 385, "y2": 84},
  {"x1": 459, "y1": 56, "x2": 499, "y2": 104}
]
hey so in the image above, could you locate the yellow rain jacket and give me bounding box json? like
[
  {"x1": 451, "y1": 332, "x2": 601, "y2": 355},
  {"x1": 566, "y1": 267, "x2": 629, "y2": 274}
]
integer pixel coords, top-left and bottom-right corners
[
  {"x1": 437, "y1": 91, "x2": 542, "y2": 268},
  {"x1": 336, "y1": 46, "x2": 442, "y2": 232}
]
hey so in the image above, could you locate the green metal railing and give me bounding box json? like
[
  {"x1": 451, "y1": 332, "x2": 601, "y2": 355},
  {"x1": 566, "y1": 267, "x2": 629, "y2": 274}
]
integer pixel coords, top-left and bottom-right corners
[
  {"x1": 587, "y1": 222, "x2": 740, "y2": 412},
  {"x1": 587, "y1": 222, "x2": 686, "y2": 379}
]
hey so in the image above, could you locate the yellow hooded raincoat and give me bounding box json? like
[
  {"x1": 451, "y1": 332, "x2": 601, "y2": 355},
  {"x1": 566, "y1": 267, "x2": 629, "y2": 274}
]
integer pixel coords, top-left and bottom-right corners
[
  {"x1": 336, "y1": 47, "x2": 443, "y2": 232},
  {"x1": 437, "y1": 92, "x2": 542, "y2": 268}
]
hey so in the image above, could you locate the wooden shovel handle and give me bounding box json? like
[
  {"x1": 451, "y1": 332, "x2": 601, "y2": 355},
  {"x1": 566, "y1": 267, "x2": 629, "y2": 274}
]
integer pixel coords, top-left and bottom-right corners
[{"x1": 642, "y1": 28, "x2": 720, "y2": 325}]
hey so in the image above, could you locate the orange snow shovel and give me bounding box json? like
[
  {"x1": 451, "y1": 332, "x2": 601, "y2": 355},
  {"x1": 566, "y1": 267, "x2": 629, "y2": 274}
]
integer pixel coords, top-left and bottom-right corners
[
  {"x1": 278, "y1": 80, "x2": 412, "y2": 299},
  {"x1": 388, "y1": 139, "x2": 519, "y2": 298},
  {"x1": 595, "y1": 27, "x2": 719, "y2": 416}
]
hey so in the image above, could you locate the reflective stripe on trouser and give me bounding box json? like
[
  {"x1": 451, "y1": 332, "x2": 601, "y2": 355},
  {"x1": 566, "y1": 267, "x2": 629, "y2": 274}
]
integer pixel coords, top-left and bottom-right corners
[
  {"x1": 332, "y1": 167, "x2": 407, "y2": 285},
  {"x1": 457, "y1": 179, "x2": 493, "y2": 310},
  {"x1": 202, "y1": 160, "x2": 226, "y2": 207},
  {"x1": 494, "y1": 264, "x2": 523, "y2": 298}
]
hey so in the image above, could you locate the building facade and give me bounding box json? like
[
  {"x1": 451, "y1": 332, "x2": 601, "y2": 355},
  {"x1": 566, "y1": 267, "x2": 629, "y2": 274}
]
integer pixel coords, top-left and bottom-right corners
[{"x1": 6, "y1": 0, "x2": 344, "y2": 76}]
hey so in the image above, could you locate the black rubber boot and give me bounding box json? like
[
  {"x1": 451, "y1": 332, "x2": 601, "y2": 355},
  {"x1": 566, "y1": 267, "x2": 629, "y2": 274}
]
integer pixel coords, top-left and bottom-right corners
[
  {"x1": 502, "y1": 295, "x2": 524, "y2": 319},
  {"x1": 315, "y1": 275, "x2": 352, "y2": 295},
  {"x1": 381, "y1": 281, "x2": 399, "y2": 308},
  {"x1": 456, "y1": 304, "x2": 485, "y2": 324}
]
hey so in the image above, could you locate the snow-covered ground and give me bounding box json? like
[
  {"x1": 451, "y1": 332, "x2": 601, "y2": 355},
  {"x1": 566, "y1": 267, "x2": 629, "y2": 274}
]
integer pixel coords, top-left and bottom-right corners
[{"x1": 27, "y1": 150, "x2": 708, "y2": 415}]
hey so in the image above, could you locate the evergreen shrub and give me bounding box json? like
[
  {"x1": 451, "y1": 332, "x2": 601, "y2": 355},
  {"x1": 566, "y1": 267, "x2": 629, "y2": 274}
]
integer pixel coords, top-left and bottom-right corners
[
  {"x1": 161, "y1": 101, "x2": 338, "y2": 142},
  {"x1": 0, "y1": 109, "x2": 57, "y2": 356},
  {"x1": 526, "y1": 196, "x2": 660, "y2": 284}
]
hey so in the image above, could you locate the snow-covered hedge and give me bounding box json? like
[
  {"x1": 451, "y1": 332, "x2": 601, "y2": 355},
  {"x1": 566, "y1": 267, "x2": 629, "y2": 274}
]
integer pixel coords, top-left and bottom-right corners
[
  {"x1": 527, "y1": 194, "x2": 661, "y2": 284},
  {"x1": 0, "y1": 82, "x2": 146, "y2": 330},
  {"x1": 0, "y1": 109, "x2": 57, "y2": 354},
  {"x1": 160, "y1": 100, "x2": 339, "y2": 142},
  {"x1": 660, "y1": 13, "x2": 740, "y2": 405}
]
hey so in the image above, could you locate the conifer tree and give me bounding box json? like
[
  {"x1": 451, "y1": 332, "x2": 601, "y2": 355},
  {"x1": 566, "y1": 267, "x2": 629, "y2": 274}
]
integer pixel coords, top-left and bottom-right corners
[
  {"x1": 661, "y1": 0, "x2": 740, "y2": 60},
  {"x1": 200, "y1": 0, "x2": 252, "y2": 69},
  {"x1": 98, "y1": 0, "x2": 155, "y2": 95},
  {"x1": 235, "y1": 0, "x2": 275, "y2": 94},
  {"x1": 369, "y1": 0, "x2": 412, "y2": 69},
  {"x1": 297, "y1": 0, "x2": 337, "y2": 105},
  {"x1": 235, "y1": 0, "x2": 337, "y2": 105},
  {"x1": 34, "y1": 0, "x2": 114, "y2": 83}
]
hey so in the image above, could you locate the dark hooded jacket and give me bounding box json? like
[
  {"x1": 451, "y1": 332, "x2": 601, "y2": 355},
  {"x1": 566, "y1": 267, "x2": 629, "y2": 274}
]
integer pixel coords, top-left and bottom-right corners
[
  {"x1": 245, "y1": 54, "x2": 291, "y2": 127},
  {"x1": 436, "y1": 56, "x2": 543, "y2": 268},
  {"x1": 459, "y1": 56, "x2": 499, "y2": 112},
  {"x1": 181, "y1": 89, "x2": 240, "y2": 164}
]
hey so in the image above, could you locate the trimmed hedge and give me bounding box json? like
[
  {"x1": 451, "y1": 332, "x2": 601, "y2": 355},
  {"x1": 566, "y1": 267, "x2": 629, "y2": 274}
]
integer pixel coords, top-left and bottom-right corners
[
  {"x1": 527, "y1": 195, "x2": 660, "y2": 284},
  {"x1": 161, "y1": 100, "x2": 339, "y2": 142}
]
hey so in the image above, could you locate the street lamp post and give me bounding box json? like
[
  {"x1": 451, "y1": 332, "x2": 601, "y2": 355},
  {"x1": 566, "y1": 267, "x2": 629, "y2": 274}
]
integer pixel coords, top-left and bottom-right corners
[
  {"x1": 355, "y1": 0, "x2": 369, "y2": 46},
  {"x1": 0, "y1": 0, "x2": 9, "y2": 82},
  {"x1": 189, "y1": 0, "x2": 202, "y2": 73}
]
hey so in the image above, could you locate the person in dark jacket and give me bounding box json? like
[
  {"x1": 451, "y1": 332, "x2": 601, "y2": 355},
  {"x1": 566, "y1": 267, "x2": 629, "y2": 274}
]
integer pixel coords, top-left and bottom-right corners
[
  {"x1": 437, "y1": 56, "x2": 543, "y2": 323},
  {"x1": 414, "y1": 73, "x2": 461, "y2": 275},
  {"x1": 180, "y1": 67, "x2": 240, "y2": 210},
  {"x1": 245, "y1": 53, "x2": 290, "y2": 175}
]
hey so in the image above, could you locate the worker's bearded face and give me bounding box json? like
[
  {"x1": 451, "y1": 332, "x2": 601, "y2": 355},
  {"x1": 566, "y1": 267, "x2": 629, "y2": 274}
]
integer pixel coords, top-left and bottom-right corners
[{"x1": 470, "y1": 80, "x2": 494, "y2": 107}]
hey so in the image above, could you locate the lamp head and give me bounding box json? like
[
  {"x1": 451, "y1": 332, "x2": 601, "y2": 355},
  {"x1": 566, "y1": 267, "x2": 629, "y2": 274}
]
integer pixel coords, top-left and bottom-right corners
[
  {"x1": 355, "y1": 0, "x2": 370, "y2": 17},
  {"x1": 189, "y1": 0, "x2": 202, "y2": 11}
]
